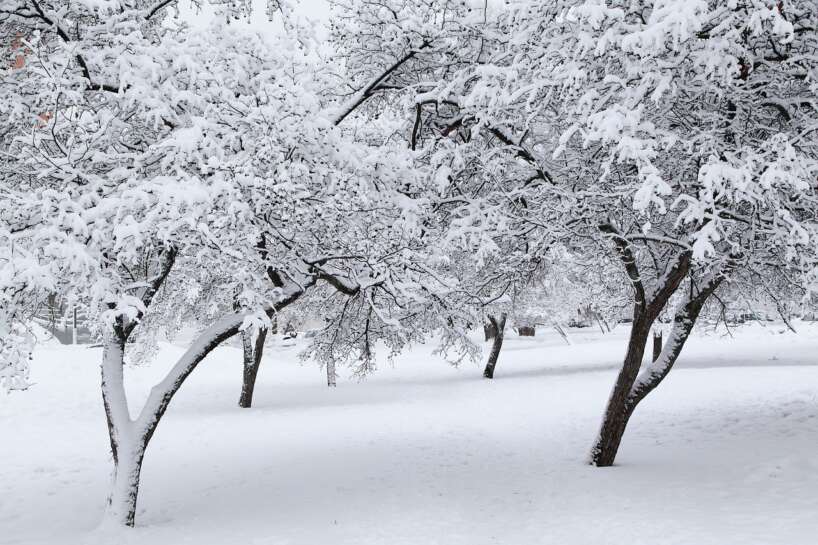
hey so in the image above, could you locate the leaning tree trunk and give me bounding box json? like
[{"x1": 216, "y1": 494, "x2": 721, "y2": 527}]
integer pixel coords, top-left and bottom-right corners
[
  {"x1": 589, "y1": 313, "x2": 653, "y2": 466},
  {"x1": 238, "y1": 327, "x2": 268, "y2": 408},
  {"x1": 95, "y1": 245, "x2": 307, "y2": 527},
  {"x1": 99, "y1": 307, "x2": 287, "y2": 527},
  {"x1": 483, "y1": 313, "x2": 507, "y2": 379},
  {"x1": 589, "y1": 231, "x2": 694, "y2": 467},
  {"x1": 554, "y1": 322, "x2": 571, "y2": 345},
  {"x1": 590, "y1": 273, "x2": 721, "y2": 466}
]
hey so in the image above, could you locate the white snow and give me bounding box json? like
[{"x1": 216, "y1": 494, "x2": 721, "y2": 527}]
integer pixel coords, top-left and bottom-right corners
[{"x1": 2, "y1": 323, "x2": 817, "y2": 545}]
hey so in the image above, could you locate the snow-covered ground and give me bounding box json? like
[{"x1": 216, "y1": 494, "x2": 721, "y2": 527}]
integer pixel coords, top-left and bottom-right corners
[{"x1": 2, "y1": 323, "x2": 817, "y2": 545}]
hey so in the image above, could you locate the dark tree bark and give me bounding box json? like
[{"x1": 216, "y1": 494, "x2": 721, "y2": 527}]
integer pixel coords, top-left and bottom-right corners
[
  {"x1": 626, "y1": 275, "x2": 722, "y2": 409},
  {"x1": 238, "y1": 327, "x2": 268, "y2": 408},
  {"x1": 590, "y1": 236, "x2": 721, "y2": 466},
  {"x1": 484, "y1": 319, "x2": 498, "y2": 341},
  {"x1": 483, "y1": 313, "x2": 507, "y2": 379},
  {"x1": 590, "y1": 225, "x2": 694, "y2": 467},
  {"x1": 517, "y1": 325, "x2": 535, "y2": 337},
  {"x1": 652, "y1": 331, "x2": 663, "y2": 362},
  {"x1": 590, "y1": 314, "x2": 654, "y2": 466}
]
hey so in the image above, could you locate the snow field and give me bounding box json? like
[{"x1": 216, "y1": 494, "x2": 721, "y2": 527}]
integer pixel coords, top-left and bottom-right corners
[{"x1": 2, "y1": 323, "x2": 817, "y2": 545}]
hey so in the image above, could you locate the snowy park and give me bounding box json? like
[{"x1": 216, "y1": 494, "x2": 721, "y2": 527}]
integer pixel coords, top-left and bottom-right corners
[
  {"x1": 2, "y1": 0, "x2": 818, "y2": 544},
  {"x1": 3, "y1": 324, "x2": 818, "y2": 544}
]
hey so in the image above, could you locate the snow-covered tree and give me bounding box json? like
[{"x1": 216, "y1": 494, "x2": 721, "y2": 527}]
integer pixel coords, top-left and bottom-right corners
[
  {"x1": 5, "y1": 1, "x2": 817, "y2": 529},
  {"x1": 0, "y1": 0, "x2": 475, "y2": 526},
  {"x1": 339, "y1": 0, "x2": 818, "y2": 460},
  {"x1": 408, "y1": 0, "x2": 818, "y2": 465}
]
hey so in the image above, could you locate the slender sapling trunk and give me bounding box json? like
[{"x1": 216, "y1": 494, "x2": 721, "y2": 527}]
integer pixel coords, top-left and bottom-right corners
[
  {"x1": 238, "y1": 327, "x2": 268, "y2": 408},
  {"x1": 483, "y1": 313, "x2": 507, "y2": 379}
]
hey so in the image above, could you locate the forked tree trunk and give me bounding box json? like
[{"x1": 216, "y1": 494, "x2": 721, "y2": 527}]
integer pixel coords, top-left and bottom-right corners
[
  {"x1": 483, "y1": 313, "x2": 507, "y2": 379},
  {"x1": 99, "y1": 307, "x2": 289, "y2": 527},
  {"x1": 590, "y1": 274, "x2": 721, "y2": 466},
  {"x1": 238, "y1": 327, "x2": 268, "y2": 408},
  {"x1": 96, "y1": 247, "x2": 308, "y2": 527},
  {"x1": 652, "y1": 331, "x2": 663, "y2": 362},
  {"x1": 589, "y1": 230, "x2": 693, "y2": 467}
]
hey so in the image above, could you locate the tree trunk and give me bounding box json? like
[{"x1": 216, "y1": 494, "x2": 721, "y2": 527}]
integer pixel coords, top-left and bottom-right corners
[
  {"x1": 590, "y1": 274, "x2": 721, "y2": 467},
  {"x1": 595, "y1": 314, "x2": 606, "y2": 334},
  {"x1": 327, "y1": 360, "x2": 337, "y2": 387},
  {"x1": 589, "y1": 315, "x2": 652, "y2": 466},
  {"x1": 104, "y1": 444, "x2": 146, "y2": 527},
  {"x1": 482, "y1": 313, "x2": 507, "y2": 379},
  {"x1": 100, "y1": 335, "x2": 145, "y2": 527},
  {"x1": 238, "y1": 327, "x2": 268, "y2": 408},
  {"x1": 93, "y1": 252, "x2": 308, "y2": 527},
  {"x1": 554, "y1": 322, "x2": 571, "y2": 345},
  {"x1": 484, "y1": 319, "x2": 498, "y2": 341},
  {"x1": 517, "y1": 325, "x2": 535, "y2": 337},
  {"x1": 652, "y1": 330, "x2": 663, "y2": 362},
  {"x1": 72, "y1": 307, "x2": 78, "y2": 344},
  {"x1": 588, "y1": 234, "x2": 694, "y2": 467},
  {"x1": 98, "y1": 310, "x2": 266, "y2": 527}
]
